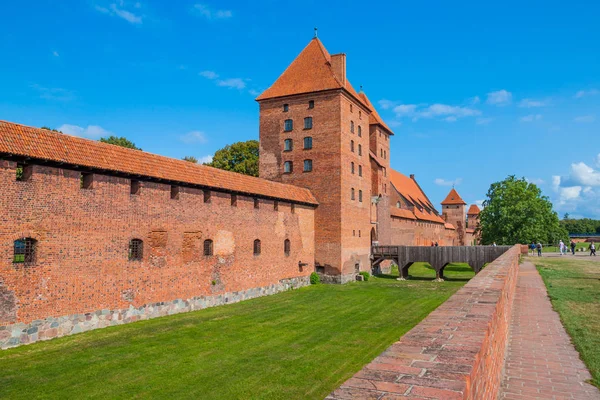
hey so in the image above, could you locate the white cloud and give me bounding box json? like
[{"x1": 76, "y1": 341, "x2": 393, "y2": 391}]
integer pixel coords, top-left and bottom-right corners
[
  {"x1": 476, "y1": 117, "x2": 494, "y2": 125},
  {"x1": 30, "y1": 84, "x2": 76, "y2": 101},
  {"x1": 574, "y1": 89, "x2": 599, "y2": 99},
  {"x1": 52, "y1": 51, "x2": 59, "y2": 57},
  {"x1": 248, "y1": 89, "x2": 260, "y2": 96},
  {"x1": 434, "y1": 178, "x2": 463, "y2": 187},
  {"x1": 95, "y1": 2, "x2": 143, "y2": 24},
  {"x1": 199, "y1": 155, "x2": 213, "y2": 164},
  {"x1": 58, "y1": 124, "x2": 111, "y2": 139},
  {"x1": 518, "y1": 98, "x2": 550, "y2": 108},
  {"x1": 596, "y1": 153, "x2": 600, "y2": 168},
  {"x1": 217, "y1": 78, "x2": 246, "y2": 90},
  {"x1": 392, "y1": 104, "x2": 417, "y2": 116},
  {"x1": 520, "y1": 114, "x2": 542, "y2": 122},
  {"x1": 378, "y1": 99, "x2": 397, "y2": 110},
  {"x1": 444, "y1": 116, "x2": 457, "y2": 122},
  {"x1": 193, "y1": 4, "x2": 232, "y2": 19},
  {"x1": 526, "y1": 177, "x2": 545, "y2": 185},
  {"x1": 390, "y1": 103, "x2": 480, "y2": 121},
  {"x1": 180, "y1": 131, "x2": 208, "y2": 144},
  {"x1": 574, "y1": 115, "x2": 595, "y2": 123},
  {"x1": 552, "y1": 157, "x2": 600, "y2": 217},
  {"x1": 570, "y1": 162, "x2": 600, "y2": 186},
  {"x1": 486, "y1": 90, "x2": 512, "y2": 106},
  {"x1": 199, "y1": 70, "x2": 219, "y2": 79},
  {"x1": 469, "y1": 96, "x2": 480, "y2": 105}
]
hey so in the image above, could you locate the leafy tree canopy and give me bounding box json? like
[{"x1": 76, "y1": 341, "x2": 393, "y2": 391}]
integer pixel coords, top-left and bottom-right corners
[
  {"x1": 99, "y1": 136, "x2": 142, "y2": 150},
  {"x1": 479, "y1": 175, "x2": 568, "y2": 245},
  {"x1": 205, "y1": 140, "x2": 259, "y2": 177},
  {"x1": 41, "y1": 126, "x2": 62, "y2": 133},
  {"x1": 182, "y1": 156, "x2": 198, "y2": 163},
  {"x1": 560, "y1": 217, "x2": 600, "y2": 234}
]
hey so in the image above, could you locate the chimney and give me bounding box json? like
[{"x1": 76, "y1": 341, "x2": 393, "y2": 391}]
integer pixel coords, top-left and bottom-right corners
[
  {"x1": 330, "y1": 54, "x2": 346, "y2": 86},
  {"x1": 410, "y1": 174, "x2": 415, "y2": 180}
]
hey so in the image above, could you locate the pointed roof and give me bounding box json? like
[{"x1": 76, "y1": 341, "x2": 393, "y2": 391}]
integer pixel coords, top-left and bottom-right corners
[
  {"x1": 256, "y1": 38, "x2": 369, "y2": 108},
  {"x1": 441, "y1": 188, "x2": 467, "y2": 205},
  {"x1": 358, "y1": 92, "x2": 394, "y2": 135},
  {"x1": 389, "y1": 170, "x2": 446, "y2": 224},
  {"x1": 467, "y1": 204, "x2": 481, "y2": 215}
]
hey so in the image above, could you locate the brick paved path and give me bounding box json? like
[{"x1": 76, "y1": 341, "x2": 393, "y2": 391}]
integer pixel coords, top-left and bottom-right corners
[{"x1": 499, "y1": 261, "x2": 600, "y2": 399}]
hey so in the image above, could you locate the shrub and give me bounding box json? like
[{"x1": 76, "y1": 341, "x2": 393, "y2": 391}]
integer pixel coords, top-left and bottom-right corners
[
  {"x1": 310, "y1": 272, "x2": 320, "y2": 285},
  {"x1": 359, "y1": 271, "x2": 370, "y2": 281}
]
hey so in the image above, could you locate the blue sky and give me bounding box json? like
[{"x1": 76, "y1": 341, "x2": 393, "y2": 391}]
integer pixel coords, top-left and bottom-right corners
[{"x1": 1, "y1": 1, "x2": 599, "y2": 218}]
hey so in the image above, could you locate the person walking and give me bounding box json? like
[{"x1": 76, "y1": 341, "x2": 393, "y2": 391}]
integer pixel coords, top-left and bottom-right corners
[
  {"x1": 570, "y1": 240, "x2": 576, "y2": 255},
  {"x1": 530, "y1": 242, "x2": 536, "y2": 256},
  {"x1": 591, "y1": 242, "x2": 597, "y2": 256},
  {"x1": 559, "y1": 240, "x2": 565, "y2": 255},
  {"x1": 537, "y1": 242, "x2": 543, "y2": 256}
]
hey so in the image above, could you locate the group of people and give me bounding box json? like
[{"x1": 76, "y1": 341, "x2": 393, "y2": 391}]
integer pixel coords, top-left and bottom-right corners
[{"x1": 529, "y1": 240, "x2": 596, "y2": 256}]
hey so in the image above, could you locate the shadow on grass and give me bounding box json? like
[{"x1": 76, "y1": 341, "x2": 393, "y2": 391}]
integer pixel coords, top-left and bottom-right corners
[{"x1": 375, "y1": 263, "x2": 474, "y2": 282}]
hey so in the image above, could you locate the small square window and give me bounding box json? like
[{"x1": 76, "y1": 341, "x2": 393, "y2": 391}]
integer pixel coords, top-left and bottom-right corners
[
  {"x1": 231, "y1": 194, "x2": 237, "y2": 207},
  {"x1": 308, "y1": 100, "x2": 314, "y2": 109},
  {"x1": 203, "y1": 190, "x2": 211, "y2": 203},
  {"x1": 80, "y1": 173, "x2": 93, "y2": 189},
  {"x1": 131, "y1": 180, "x2": 141, "y2": 195},
  {"x1": 171, "y1": 185, "x2": 180, "y2": 200},
  {"x1": 254, "y1": 198, "x2": 260, "y2": 209},
  {"x1": 284, "y1": 161, "x2": 293, "y2": 173},
  {"x1": 284, "y1": 139, "x2": 293, "y2": 151},
  {"x1": 304, "y1": 117, "x2": 313, "y2": 130},
  {"x1": 303, "y1": 159, "x2": 312, "y2": 172},
  {"x1": 16, "y1": 163, "x2": 33, "y2": 182},
  {"x1": 291, "y1": 203, "x2": 295, "y2": 214},
  {"x1": 283, "y1": 104, "x2": 289, "y2": 112},
  {"x1": 274, "y1": 200, "x2": 279, "y2": 211},
  {"x1": 303, "y1": 137, "x2": 312, "y2": 149},
  {"x1": 284, "y1": 119, "x2": 293, "y2": 131}
]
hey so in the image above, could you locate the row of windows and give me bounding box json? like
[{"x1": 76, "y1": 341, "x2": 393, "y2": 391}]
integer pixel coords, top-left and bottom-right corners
[
  {"x1": 349, "y1": 104, "x2": 362, "y2": 120},
  {"x1": 284, "y1": 160, "x2": 312, "y2": 173},
  {"x1": 284, "y1": 117, "x2": 312, "y2": 131},
  {"x1": 283, "y1": 100, "x2": 314, "y2": 112},
  {"x1": 284, "y1": 137, "x2": 312, "y2": 151},
  {"x1": 350, "y1": 162, "x2": 363, "y2": 177},
  {"x1": 350, "y1": 188, "x2": 364, "y2": 202},
  {"x1": 380, "y1": 148, "x2": 387, "y2": 159},
  {"x1": 350, "y1": 141, "x2": 363, "y2": 155},
  {"x1": 12, "y1": 237, "x2": 294, "y2": 266}
]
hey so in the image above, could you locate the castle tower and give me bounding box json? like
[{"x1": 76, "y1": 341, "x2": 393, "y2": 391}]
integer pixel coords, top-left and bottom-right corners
[
  {"x1": 467, "y1": 204, "x2": 481, "y2": 244},
  {"x1": 256, "y1": 38, "x2": 380, "y2": 282},
  {"x1": 441, "y1": 188, "x2": 467, "y2": 245}
]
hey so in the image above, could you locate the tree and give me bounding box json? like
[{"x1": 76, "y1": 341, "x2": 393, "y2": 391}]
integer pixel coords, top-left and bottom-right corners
[
  {"x1": 99, "y1": 136, "x2": 141, "y2": 150},
  {"x1": 563, "y1": 213, "x2": 570, "y2": 220},
  {"x1": 479, "y1": 175, "x2": 568, "y2": 245},
  {"x1": 182, "y1": 156, "x2": 198, "y2": 163},
  {"x1": 205, "y1": 140, "x2": 259, "y2": 176},
  {"x1": 41, "y1": 126, "x2": 62, "y2": 133}
]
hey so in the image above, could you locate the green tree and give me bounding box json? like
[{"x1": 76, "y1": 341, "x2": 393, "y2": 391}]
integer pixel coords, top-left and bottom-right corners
[
  {"x1": 41, "y1": 126, "x2": 63, "y2": 133},
  {"x1": 182, "y1": 156, "x2": 198, "y2": 163},
  {"x1": 99, "y1": 136, "x2": 142, "y2": 150},
  {"x1": 205, "y1": 140, "x2": 259, "y2": 176},
  {"x1": 479, "y1": 175, "x2": 568, "y2": 245}
]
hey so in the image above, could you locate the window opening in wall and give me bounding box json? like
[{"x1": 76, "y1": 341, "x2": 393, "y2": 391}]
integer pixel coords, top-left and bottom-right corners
[
  {"x1": 359, "y1": 230, "x2": 361, "y2": 237},
  {"x1": 204, "y1": 190, "x2": 211, "y2": 203},
  {"x1": 131, "y1": 180, "x2": 141, "y2": 195},
  {"x1": 350, "y1": 121, "x2": 355, "y2": 133},
  {"x1": 231, "y1": 194, "x2": 237, "y2": 207},
  {"x1": 396, "y1": 201, "x2": 401, "y2": 208},
  {"x1": 291, "y1": 203, "x2": 295, "y2": 213},
  {"x1": 284, "y1": 139, "x2": 293, "y2": 151},
  {"x1": 358, "y1": 126, "x2": 361, "y2": 137},
  {"x1": 171, "y1": 185, "x2": 180, "y2": 200},
  {"x1": 351, "y1": 140, "x2": 354, "y2": 152},
  {"x1": 254, "y1": 198, "x2": 260, "y2": 209},
  {"x1": 129, "y1": 239, "x2": 143, "y2": 261},
  {"x1": 274, "y1": 200, "x2": 279, "y2": 211},
  {"x1": 303, "y1": 137, "x2": 312, "y2": 149},
  {"x1": 351, "y1": 162, "x2": 355, "y2": 174},
  {"x1": 308, "y1": 100, "x2": 314, "y2": 109},
  {"x1": 350, "y1": 104, "x2": 353, "y2": 112},
  {"x1": 380, "y1": 149, "x2": 383, "y2": 157},
  {"x1": 253, "y1": 239, "x2": 261, "y2": 255},
  {"x1": 358, "y1": 144, "x2": 362, "y2": 156},
  {"x1": 351, "y1": 188, "x2": 355, "y2": 200},
  {"x1": 284, "y1": 161, "x2": 293, "y2": 173},
  {"x1": 359, "y1": 190, "x2": 363, "y2": 202},
  {"x1": 15, "y1": 163, "x2": 33, "y2": 182},
  {"x1": 284, "y1": 119, "x2": 293, "y2": 131},
  {"x1": 13, "y1": 238, "x2": 36, "y2": 265},
  {"x1": 384, "y1": 184, "x2": 387, "y2": 193},
  {"x1": 358, "y1": 165, "x2": 362, "y2": 177},
  {"x1": 204, "y1": 239, "x2": 213, "y2": 256},
  {"x1": 304, "y1": 117, "x2": 313, "y2": 129},
  {"x1": 284, "y1": 239, "x2": 291, "y2": 256},
  {"x1": 283, "y1": 104, "x2": 289, "y2": 112},
  {"x1": 303, "y1": 159, "x2": 312, "y2": 172},
  {"x1": 359, "y1": 111, "x2": 362, "y2": 119},
  {"x1": 80, "y1": 173, "x2": 93, "y2": 189},
  {"x1": 353, "y1": 230, "x2": 355, "y2": 236}
]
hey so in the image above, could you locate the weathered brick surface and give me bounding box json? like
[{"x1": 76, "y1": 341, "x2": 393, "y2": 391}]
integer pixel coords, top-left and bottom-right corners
[
  {"x1": 0, "y1": 160, "x2": 315, "y2": 346},
  {"x1": 327, "y1": 245, "x2": 522, "y2": 399}
]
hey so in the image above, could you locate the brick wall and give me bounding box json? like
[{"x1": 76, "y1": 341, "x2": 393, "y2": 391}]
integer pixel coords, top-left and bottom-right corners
[
  {"x1": 0, "y1": 160, "x2": 315, "y2": 345},
  {"x1": 328, "y1": 245, "x2": 521, "y2": 399}
]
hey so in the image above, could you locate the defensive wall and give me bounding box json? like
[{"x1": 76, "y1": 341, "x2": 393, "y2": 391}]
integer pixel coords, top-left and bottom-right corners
[{"x1": 328, "y1": 244, "x2": 523, "y2": 399}]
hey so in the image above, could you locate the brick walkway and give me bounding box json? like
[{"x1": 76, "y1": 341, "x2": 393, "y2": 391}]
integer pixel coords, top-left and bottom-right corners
[{"x1": 499, "y1": 261, "x2": 600, "y2": 399}]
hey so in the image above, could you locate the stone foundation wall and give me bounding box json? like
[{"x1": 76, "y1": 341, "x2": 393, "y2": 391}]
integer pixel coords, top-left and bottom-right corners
[{"x1": 0, "y1": 276, "x2": 309, "y2": 350}]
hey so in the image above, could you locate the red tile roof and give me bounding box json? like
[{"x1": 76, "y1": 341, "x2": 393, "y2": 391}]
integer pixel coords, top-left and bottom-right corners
[
  {"x1": 413, "y1": 208, "x2": 446, "y2": 224},
  {"x1": 0, "y1": 120, "x2": 318, "y2": 205},
  {"x1": 466, "y1": 228, "x2": 476, "y2": 234},
  {"x1": 256, "y1": 38, "x2": 369, "y2": 109},
  {"x1": 467, "y1": 204, "x2": 481, "y2": 215},
  {"x1": 358, "y1": 92, "x2": 394, "y2": 135},
  {"x1": 445, "y1": 223, "x2": 456, "y2": 230},
  {"x1": 441, "y1": 188, "x2": 467, "y2": 205},
  {"x1": 389, "y1": 170, "x2": 437, "y2": 213},
  {"x1": 390, "y1": 208, "x2": 417, "y2": 220}
]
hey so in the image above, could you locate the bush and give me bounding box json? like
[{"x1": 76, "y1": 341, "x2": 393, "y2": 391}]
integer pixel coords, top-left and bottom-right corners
[
  {"x1": 359, "y1": 271, "x2": 370, "y2": 281},
  {"x1": 310, "y1": 272, "x2": 320, "y2": 285}
]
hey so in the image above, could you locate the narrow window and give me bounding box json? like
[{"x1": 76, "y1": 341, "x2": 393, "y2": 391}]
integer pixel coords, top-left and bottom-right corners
[
  {"x1": 15, "y1": 163, "x2": 32, "y2": 182},
  {"x1": 359, "y1": 230, "x2": 361, "y2": 237},
  {"x1": 304, "y1": 117, "x2": 313, "y2": 130},
  {"x1": 359, "y1": 190, "x2": 363, "y2": 202},
  {"x1": 380, "y1": 149, "x2": 383, "y2": 157},
  {"x1": 203, "y1": 239, "x2": 213, "y2": 256},
  {"x1": 274, "y1": 200, "x2": 279, "y2": 211},
  {"x1": 384, "y1": 150, "x2": 387, "y2": 159},
  {"x1": 358, "y1": 125, "x2": 362, "y2": 137},
  {"x1": 350, "y1": 104, "x2": 353, "y2": 112},
  {"x1": 284, "y1": 239, "x2": 291, "y2": 256},
  {"x1": 359, "y1": 111, "x2": 362, "y2": 119},
  {"x1": 203, "y1": 190, "x2": 211, "y2": 203},
  {"x1": 308, "y1": 100, "x2": 314, "y2": 109},
  {"x1": 396, "y1": 201, "x2": 401, "y2": 208},
  {"x1": 384, "y1": 183, "x2": 387, "y2": 193},
  {"x1": 131, "y1": 180, "x2": 141, "y2": 195},
  {"x1": 284, "y1": 161, "x2": 293, "y2": 173},
  {"x1": 253, "y1": 239, "x2": 261, "y2": 255},
  {"x1": 129, "y1": 239, "x2": 143, "y2": 261},
  {"x1": 351, "y1": 140, "x2": 354, "y2": 152},
  {"x1": 283, "y1": 104, "x2": 289, "y2": 112},
  {"x1": 291, "y1": 203, "x2": 295, "y2": 214},
  {"x1": 351, "y1": 121, "x2": 355, "y2": 133},
  {"x1": 171, "y1": 185, "x2": 180, "y2": 200},
  {"x1": 284, "y1": 139, "x2": 293, "y2": 151},
  {"x1": 384, "y1": 168, "x2": 387, "y2": 177},
  {"x1": 303, "y1": 159, "x2": 312, "y2": 172},
  {"x1": 351, "y1": 162, "x2": 355, "y2": 174},
  {"x1": 358, "y1": 144, "x2": 362, "y2": 156},
  {"x1": 254, "y1": 198, "x2": 260, "y2": 209},
  {"x1": 303, "y1": 137, "x2": 312, "y2": 149},
  {"x1": 231, "y1": 194, "x2": 237, "y2": 207},
  {"x1": 284, "y1": 119, "x2": 293, "y2": 131},
  {"x1": 13, "y1": 238, "x2": 36, "y2": 265},
  {"x1": 358, "y1": 165, "x2": 362, "y2": 177},
  {"x1": 80, "y1": 173, "x2": 93, "y2": 189},
  {"x1": 351, "y1": 188, "x2": 355, "y2": 200},
  {"x1": 353, "y1": 230, "x2": 355, "y2": 237}
]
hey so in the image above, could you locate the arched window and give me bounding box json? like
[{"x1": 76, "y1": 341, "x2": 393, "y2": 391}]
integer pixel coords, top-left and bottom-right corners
[
  {"x1": 129, "y1": 239, "x2": 143, "y2": 261},
  {"x1": 350, "y1": 140, "x2": 354, "y2": 152},
  {"x1": 284, "y1": 239, "x2": 291, "y2": 256},
  {"x1": 358, "y1": 144, "x2": 362, "y2": 156},
  {"x1": 13, "y1": 238, "x2": 37, "y2": 265},
  {"x1": 203, "y1": 239, "x2": 213, "y2": 256},
  {"x1": 358, "y1": 126, "x2": 362, "y2": 137},
  {"x1": 351, "y1": 188, "x2": 355, "y2": 200},
  {"x1": 253, "y1": 239, "x2": 261, "y2": 255},
  {"x1": 358, "y1": 165, "x2": 362, "y2": 177},
  {"x1": 351, "y1": 121, "x2": 355, "y2": 133},
  {"x1": 351, "y1": 162, "x2": 355, "y2": 174},
  {"x1": 396, "y1": 201, "x2": 401, "y2": 208},
  {"x1": 359, "y1": 190, "x2": 363, "y2": 202}
]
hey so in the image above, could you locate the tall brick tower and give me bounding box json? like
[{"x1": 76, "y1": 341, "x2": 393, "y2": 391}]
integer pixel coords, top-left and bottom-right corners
[
  {"x1": 256, "y1": 38, "x2": 378, "y2": 282},
  {"x1": 441, "y1": 188, "x2": 467, "y2": 245}
]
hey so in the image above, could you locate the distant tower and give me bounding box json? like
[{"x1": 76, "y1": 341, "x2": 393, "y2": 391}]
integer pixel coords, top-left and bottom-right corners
[
  {"x1": 441, "y1": 188, "x2": 467, "y2": 245},
  {"x1": 467, "y1": 204, "x2": 481, "y2": 244}
]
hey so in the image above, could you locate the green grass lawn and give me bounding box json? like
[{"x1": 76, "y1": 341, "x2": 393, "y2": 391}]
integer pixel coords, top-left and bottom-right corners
[
  {"x1": 538, "y1": 242, "x2": 594, "y2": 253},
  {"x1": 0, "y1": 263, "x2": 474, "y2": 399},
  {"x1": 535, "y1": 257, "x2": 600, "y2": 388}
]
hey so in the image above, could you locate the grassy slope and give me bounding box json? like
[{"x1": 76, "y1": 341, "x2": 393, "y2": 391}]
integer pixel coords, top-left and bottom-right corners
[
  {"x1": 0, "y1": 263, "x2": 474, "y2": 400},
  {"x1": 535, "y1": 257, "x2": 600, "y2": 388}
]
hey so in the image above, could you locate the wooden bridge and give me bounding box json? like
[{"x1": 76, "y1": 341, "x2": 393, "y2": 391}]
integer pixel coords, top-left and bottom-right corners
[{"x1": 371, "y1": 245, "x2": 513, "y2": 280}]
